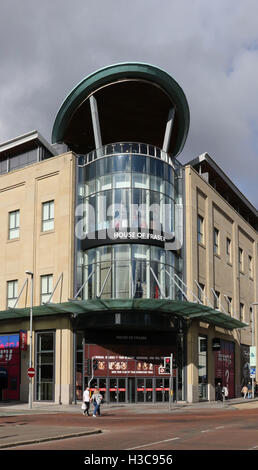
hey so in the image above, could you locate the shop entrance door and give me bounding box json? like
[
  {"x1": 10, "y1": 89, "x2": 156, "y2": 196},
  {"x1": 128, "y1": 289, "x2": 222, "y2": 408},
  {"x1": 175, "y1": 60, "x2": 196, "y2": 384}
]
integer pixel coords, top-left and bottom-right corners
[
  {"x1": 155, "y1": 378, "x2": 170, "y2": 402},
  {"x1": 136, "y1": 378, "x2": 154, "y2": 403},
  {"x1": 109, "y1": 378, "x2": 126, "y2": 403}
]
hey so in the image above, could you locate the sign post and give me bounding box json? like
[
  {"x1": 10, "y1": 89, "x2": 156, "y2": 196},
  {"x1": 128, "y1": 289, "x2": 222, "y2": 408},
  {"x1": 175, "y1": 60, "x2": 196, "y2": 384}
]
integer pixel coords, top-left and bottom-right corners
[
  {"x1": 169, "y1": 354, "x2": 173, "y2": 411},
  {"x1": 250, "y1": 346, "x2": 256, "y2": 398}
]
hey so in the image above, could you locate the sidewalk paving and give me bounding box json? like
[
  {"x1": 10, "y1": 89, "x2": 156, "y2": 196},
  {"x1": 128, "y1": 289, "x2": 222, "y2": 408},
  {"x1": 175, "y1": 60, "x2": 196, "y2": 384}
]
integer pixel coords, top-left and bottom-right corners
[{"x1": 0, "y1": 397, "x2": 257, "y2": 449}]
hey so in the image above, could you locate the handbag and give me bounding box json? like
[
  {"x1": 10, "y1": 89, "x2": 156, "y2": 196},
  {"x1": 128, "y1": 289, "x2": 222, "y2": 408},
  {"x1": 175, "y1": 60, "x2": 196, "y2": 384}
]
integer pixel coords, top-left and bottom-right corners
[{"x1": 81, "y1": 402, "x2": 86, "y2": 410}]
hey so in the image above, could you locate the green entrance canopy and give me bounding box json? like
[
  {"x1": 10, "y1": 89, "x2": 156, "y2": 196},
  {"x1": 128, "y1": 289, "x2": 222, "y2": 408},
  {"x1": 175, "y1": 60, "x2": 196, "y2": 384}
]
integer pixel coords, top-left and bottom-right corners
[{"x1": 1, "y1": 299, "x2": 247, "y2": 330}]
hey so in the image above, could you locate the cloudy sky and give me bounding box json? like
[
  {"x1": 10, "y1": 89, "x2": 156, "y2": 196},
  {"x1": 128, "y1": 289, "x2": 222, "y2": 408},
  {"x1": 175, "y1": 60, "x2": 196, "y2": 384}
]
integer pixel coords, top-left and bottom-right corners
[{"x1": 0, "y1": 0, "x2": 257, "y2": 207}]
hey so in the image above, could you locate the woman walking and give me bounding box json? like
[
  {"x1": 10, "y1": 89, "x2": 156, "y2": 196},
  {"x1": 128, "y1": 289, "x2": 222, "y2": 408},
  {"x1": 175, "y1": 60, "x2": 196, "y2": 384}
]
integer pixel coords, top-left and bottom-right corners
[{"x1": 91, "y1": 387, "x2": 103, "y2": 417}]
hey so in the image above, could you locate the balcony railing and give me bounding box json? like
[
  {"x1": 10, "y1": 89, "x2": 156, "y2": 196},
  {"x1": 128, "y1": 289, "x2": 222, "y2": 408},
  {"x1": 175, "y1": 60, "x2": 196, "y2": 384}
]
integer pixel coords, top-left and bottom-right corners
[{"x1": 77, "y1": 142, "x2": 181, "y2": 170}]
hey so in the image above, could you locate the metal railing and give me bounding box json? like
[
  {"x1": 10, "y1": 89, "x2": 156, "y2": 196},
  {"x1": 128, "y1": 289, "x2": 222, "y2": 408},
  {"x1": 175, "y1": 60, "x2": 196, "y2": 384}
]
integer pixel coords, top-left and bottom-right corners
[{"x1": 77, "y1": 142, "x2": 181, "y2": 170}]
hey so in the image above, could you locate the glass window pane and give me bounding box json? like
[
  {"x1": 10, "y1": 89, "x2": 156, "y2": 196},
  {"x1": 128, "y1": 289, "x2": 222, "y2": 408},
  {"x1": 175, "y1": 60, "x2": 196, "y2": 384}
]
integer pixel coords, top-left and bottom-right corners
[
  {"x1": 43, "y1": 204, "x2": 49, "y2": 221},
  {"x1": 41, "y1": 276, "x2": 48, "y2": 294},
  {"x1": 43, "y1": 220, "x2": 54, "y2": 231},
  {"x1": 132, "y1": 173, "x2": 148, "y2": 189},
  {"x1": 113, "y1": 173, "x2": 130, "y2": 188},
  {"x1": 132, "y1": 155, "x2": 148, "y2": 173},
  {"x1": 113, "y1": 155, "x2": 130, "y2": 172},
  {"x1": 9, "y1": 228, "x2": 19, "y2": 239},
  {"x1": 9, "y1": 212, "x2": 16, "y2": 229},
  {"x1": 49, "y1": 201, "x2": 54, "y2": 219}
]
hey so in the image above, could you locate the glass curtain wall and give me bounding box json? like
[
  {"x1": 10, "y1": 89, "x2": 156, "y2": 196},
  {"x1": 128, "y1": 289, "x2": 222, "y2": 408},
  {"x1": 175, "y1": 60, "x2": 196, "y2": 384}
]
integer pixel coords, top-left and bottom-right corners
[
  {"x1": 77, "y1": 153, "x2": 176, "y2": 235},
  {"x1": 79, "y1": 244, "x2": 181, "y2": 300},
  {"x1": 76, "y1": 145, "x2": 183, "y2": 301}
]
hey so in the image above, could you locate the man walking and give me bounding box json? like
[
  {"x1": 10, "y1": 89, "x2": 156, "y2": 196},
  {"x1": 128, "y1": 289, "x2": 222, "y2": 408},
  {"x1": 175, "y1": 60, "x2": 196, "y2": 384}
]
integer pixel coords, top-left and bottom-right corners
[{"x1": 83, "y1": 386, "x2": 91, "y2": 416}]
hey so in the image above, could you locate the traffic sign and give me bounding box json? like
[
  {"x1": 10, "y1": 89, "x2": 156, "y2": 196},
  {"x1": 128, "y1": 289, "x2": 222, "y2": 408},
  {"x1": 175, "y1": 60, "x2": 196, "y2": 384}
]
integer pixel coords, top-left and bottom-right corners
[
  {"x1": 27, "y1": 367, "x2": 35, "y2": 378},
  {"x1": 250, "y1": 367, "x2": 256, "y2": 379}
]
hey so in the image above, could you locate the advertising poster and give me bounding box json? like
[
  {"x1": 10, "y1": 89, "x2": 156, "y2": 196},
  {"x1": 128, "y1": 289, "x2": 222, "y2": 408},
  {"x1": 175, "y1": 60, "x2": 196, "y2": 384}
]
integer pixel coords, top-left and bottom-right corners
[
  {"x1": 0, "y1": 333, "x2": 21, "y2": 400},
  {"x1": 214, "y1": 340, "x2": 235, "y2": 398}
]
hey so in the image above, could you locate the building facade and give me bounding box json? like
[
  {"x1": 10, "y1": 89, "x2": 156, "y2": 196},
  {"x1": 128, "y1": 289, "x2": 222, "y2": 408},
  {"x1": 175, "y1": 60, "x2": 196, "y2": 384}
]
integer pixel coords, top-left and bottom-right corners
[{"x1": 0, "y1": 63, "x2": 256, "y2": 405}]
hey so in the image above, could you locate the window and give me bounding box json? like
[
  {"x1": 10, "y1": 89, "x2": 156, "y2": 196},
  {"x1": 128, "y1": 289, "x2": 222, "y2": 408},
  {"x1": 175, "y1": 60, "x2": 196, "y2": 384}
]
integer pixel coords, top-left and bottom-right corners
[
  {"x1": 214, "y1": 290, "x2": 220, "y2": 310},
  {"x1": 197, "y1": 215, "x2": 204, "y2": 244},
  {"x1": 9, "y1": 210, "x2": 20, "y2": 239},
  {"x1": 248, "y1": 255, "x2": 253, "y2": 278},
  {"x1": 198, "y1": 336, "x2": 208, "y2": 400},
  {"x1": 226, "y1": 238, "x2": 231, "y2": 263},
  {"x1": 36, "y1": 331, "x2": 55, "y2": 401},
  {"x1": 198, "y1": 283, "x2": 205, "y2": 303},
  {"x1": 227, "y1": 296, "x2": 232, "y2": 314},
  {"x1": 7, "y1": 280, "x2": 18, "y2": 308},
  {"x1": 240, "y1": 303, "x2": 244, "y2": 322},
  {"x1": 42, "y1": 201, "x2": 54, "y2": 231},
  {"x1": 213, "y1": 228, "x2": 219, "y2": 254},
  {"x1": 239, "y1": 248, "x2": 243, "y2": 272},
  {"x1": 40, "y1": 275, "x2": 53, "y2": 304}
]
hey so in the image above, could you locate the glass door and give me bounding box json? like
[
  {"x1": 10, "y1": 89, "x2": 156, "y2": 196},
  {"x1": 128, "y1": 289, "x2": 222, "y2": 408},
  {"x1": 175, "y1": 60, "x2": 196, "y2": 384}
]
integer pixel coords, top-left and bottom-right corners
[
  {"x1": 109, "y1": 378, "x2": 126, "y2": 403},
  {"x1": 155, "y1": 378, "x2": 169, "y2": 402},
  {"x1": 136, "y1": 378, "x2": 154, "y2": 402}
]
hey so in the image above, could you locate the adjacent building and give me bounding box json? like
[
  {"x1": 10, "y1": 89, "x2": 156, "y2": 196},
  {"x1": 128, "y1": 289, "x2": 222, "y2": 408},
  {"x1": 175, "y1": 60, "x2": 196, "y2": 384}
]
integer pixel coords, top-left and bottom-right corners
[{"x1": 0, "y1": 63, "x2": 257, "y2": 404}]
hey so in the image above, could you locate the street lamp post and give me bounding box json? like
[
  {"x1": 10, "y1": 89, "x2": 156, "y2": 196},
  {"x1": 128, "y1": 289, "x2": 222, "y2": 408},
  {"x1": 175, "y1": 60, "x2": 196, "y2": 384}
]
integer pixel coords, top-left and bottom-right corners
[
  {"x1": 26, "y1": 271, "x2": 34, "y2": 409},
  {"x1": 251, "y1": 302, "x2": 258, "y2": 399}
]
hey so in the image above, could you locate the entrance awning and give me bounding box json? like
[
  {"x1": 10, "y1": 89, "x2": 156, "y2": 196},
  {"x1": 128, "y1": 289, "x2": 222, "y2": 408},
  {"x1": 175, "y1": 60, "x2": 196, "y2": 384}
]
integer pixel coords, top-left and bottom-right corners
[{"x1": 0, "y1": 299, "x2": 248, "y2": 330}]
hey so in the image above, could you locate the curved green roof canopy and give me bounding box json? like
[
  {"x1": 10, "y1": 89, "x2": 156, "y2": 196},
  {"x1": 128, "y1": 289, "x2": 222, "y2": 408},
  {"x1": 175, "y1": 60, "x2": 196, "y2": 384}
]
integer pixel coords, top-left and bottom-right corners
[{"x1": 52, "y1": 62, "x2": 190, "y2": 157}]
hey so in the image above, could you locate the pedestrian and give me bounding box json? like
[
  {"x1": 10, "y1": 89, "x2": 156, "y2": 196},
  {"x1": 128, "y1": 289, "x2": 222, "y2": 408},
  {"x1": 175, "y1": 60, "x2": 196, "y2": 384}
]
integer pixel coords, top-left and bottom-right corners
[
  {"x1": 247, "y1": 381, "x2": 252, "y2": 399},
  {"x1": 82, "y1": 386, "x2": 91, "y2": 416},
  {"x1": 241, "y1": 384, "x2": 248, "y2": 399},
  {"x1": 91, "y1": 387, "x2": 103, "y2": 417},
  {"x1": 215, "y1": 382, "x2": 223, "y2": 401},
  {"x1": 222, "y1": 385, "x2": 229, "y2": 400}
]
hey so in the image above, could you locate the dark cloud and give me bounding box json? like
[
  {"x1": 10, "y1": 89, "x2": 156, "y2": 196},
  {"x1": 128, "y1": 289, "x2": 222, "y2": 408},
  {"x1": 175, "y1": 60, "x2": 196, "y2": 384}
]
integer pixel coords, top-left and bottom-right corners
[{"x1": 0, "y1": 0, "x2": 257, "y2": 207}]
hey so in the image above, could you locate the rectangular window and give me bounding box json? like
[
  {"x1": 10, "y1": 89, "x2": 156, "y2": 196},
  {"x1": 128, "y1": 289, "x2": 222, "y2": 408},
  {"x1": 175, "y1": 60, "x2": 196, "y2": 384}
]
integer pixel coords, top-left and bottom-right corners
[
  {"x1": 36, "y1": 331, "x2": 55, "y2": 401},
  {"x1": 240, "y1": 303, "x2": 244, "y2": 322},
  {"x1": 214, "y1": 290, "x2": 220, "y2": 310},
  {"x1": 227, "y1": 296, "x2": 232, "y2": 314},
  {"x1": 198, "y1": 283, "x2": 205, "y2": 303},
  {"x1": 198, "y1": 336, "x2": 208, "y2": 401},
  {"x1": 7, "y1": 280, "x2": 18, "y2": 308},
  {"x1": 248, "y1": 255, "x2": 253, "y2": 278},
  {"x1": 239, "y1": 248, "x2": 243, "y2": 272},
  {"x1": 197, "y1": 215, "x2": 204, "y2": 244},
  {"x1": 9, "y1": 210, "x2": 20, "y2": 239},
  {"x1": 226, "y1": 237, "x2": 232, "y2": 263},
  {"x1": 40, "y1": 274, "x2": 53, "y2": 304},
  {"x1": 213, "y1": 228, "x2": 219, "y2": 254},
  {"x1": 42, "y1": 200, "x2": 54, "y2": 232}
]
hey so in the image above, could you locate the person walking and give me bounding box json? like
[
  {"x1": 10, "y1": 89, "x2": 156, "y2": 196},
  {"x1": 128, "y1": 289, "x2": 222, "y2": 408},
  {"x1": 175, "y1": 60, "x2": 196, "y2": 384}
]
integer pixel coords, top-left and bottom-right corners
[
  {"x1": 222, "y1": 384, "x2": 229, "y2": 400},
  {"x1": 91, "y1": 387, "x2": 103, "y2": 417},
  {"x1": 82, "y1": 386, "x2": 91, "y2": 416},
  {"x1": 241, "y1": 384, "x2": 248, "y2": 399},
  {"x1": 247, "y1": 381, "x2": 252, "y2": 399},
  {"x1": 215, "y1": 382, "x2": 223, "y2": 401}
]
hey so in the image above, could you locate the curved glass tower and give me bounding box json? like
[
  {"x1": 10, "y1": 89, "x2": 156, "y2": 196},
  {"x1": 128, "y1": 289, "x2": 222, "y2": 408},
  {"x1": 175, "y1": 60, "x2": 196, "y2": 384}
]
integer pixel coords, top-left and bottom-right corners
[
  {"x1": 76, "y1": 142, "x2": 183, "y2": 302},
  {"x1": 52, "y1": 63, "x2": 190, "y2": 402}
]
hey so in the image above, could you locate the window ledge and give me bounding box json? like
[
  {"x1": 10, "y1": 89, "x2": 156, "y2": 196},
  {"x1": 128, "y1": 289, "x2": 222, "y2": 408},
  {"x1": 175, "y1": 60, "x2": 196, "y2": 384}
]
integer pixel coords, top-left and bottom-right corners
[
  {"x1": 40, "y1": 229, "x2": 55, "y2": 236},
  {"x1": 198, "y1": 242, "x2": 206, "y2": 249},
  {"x1": 7, "y1": 237, "x2": 20, "y2": 243}
]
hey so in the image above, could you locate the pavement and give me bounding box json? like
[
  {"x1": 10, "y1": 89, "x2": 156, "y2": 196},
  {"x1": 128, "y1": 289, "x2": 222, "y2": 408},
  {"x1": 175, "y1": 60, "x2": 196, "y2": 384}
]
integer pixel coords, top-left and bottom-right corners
[{"x1": 0, "y1": 397, "x2": 258, "y2": 449}]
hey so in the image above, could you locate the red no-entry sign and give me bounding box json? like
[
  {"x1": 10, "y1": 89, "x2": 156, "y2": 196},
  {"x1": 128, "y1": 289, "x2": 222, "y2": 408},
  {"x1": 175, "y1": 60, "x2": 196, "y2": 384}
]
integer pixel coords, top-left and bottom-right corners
[{"x1": 27, "y1": 367, "x2": 35, "y2": 378}]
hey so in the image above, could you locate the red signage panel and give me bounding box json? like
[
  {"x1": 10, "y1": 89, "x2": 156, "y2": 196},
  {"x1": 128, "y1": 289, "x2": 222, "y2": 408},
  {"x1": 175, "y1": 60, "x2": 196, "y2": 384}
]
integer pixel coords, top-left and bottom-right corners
[{"x1": 84, "y1": 343, "x2": 176, "y2": 378}]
